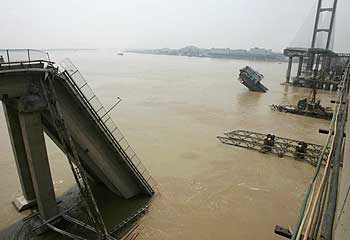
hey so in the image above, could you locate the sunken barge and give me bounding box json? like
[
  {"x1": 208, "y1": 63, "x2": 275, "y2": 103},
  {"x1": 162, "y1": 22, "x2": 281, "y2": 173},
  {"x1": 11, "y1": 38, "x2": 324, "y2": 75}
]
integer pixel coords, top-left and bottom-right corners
[{"x1": 238, "y1": 66, "x2": 268, "y2": 92}]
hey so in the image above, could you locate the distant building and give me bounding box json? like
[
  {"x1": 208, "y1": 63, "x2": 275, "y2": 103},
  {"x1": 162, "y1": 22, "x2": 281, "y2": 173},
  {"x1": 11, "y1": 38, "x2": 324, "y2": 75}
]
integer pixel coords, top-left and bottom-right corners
[
  {"x1": 126, "y1": 46, "x2": 286, "y2": 61},
  {"x1": 249, "y1": 47, "x2": 273, "y2": 55},
  {"x1": 209, "y1": 48, "x2": 231, "y2": 55},
  {"x1": 231, "y1": 49, "x2": 248, "y2": 55}
]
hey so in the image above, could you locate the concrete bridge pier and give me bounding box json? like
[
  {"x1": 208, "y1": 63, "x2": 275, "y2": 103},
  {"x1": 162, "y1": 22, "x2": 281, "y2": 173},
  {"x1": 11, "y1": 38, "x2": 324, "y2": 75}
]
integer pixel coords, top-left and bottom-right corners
[
  {"x1": 297, "y1": 57, "x2": 304, "y2": 78},
  {"x1": 314, "y1": 54, "x2": 321, "y2": 78},
  {"x1": 19, "y1": 110, "x2": 58, "y2": 220},
  {"x1": 286, "y1": 56, "x2": 293, "y2": 83},
  {"x1": 306, "y1": 53, "x2": 315, "y2": 73},
  {"x1": 3, "y1": 97, "x2": 58, "y2": 220},
  {"x1": 3, "y1": 102, "x2": 36, "y2": 211}
]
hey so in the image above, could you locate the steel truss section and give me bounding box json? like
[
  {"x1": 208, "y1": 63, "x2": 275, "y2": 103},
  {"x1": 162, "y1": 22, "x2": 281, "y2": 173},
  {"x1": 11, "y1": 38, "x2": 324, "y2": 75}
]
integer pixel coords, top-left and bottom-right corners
[{"x1": 217, "y1": 130, "x2": 331, "y2": 166}]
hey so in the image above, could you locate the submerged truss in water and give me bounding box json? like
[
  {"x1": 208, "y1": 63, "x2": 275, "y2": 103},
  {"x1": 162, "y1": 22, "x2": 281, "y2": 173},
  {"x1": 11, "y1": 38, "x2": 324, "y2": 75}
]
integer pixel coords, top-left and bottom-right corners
[{"x1": 217, "y1": 129, "x2": 331, "y2": 166}]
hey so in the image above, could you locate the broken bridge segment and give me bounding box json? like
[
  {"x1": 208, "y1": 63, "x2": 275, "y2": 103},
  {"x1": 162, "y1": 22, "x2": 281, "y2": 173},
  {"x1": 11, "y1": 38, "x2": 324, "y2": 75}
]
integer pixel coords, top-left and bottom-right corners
[
  {"x1": 0, "y1": 49, "x2": 156, "y2": 238},
  {"x1": 57, "y1": 58, "x2": 156, "y2": 198}
]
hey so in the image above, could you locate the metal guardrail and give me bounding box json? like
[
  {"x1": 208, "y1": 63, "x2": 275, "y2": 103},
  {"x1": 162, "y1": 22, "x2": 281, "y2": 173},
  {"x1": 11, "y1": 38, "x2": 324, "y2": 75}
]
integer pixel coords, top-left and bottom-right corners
[
  {"x1": 276, "y1": 64, "x2": 350, "y2": 240},
  {"x1": 320, "y1": 65, "x2": 349, "y2": 239},
  {"x1": 0, "y1": 49, "x2": 51, "y2": 64},
  {"x1": 59, "y1": 58, "x2": 156, "y2": 194}
]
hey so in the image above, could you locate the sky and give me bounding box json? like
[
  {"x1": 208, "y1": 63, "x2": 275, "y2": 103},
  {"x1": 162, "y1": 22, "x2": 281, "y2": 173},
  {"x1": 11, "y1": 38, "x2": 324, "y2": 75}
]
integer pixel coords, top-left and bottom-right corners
[{"x1": 1, "y1": 0, "x2": 349, "y2": 52}]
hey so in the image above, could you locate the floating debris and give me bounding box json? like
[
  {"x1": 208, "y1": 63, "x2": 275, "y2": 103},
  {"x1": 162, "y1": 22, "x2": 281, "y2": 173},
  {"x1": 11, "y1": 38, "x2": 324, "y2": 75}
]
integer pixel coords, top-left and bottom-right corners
[
  {"x1": 217, "y1": 129, "x2": 331, "y2": 166},
  {"x1": 238, "y1": 66, "x2": 269, "y2": 92}
]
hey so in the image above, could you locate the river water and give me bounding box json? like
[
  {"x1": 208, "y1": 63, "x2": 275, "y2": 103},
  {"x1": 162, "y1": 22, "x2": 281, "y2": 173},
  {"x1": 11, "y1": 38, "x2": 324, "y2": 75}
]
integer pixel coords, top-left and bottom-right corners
[{"x1": 0, "y1": 50, "x2": 334, "y2": 239}]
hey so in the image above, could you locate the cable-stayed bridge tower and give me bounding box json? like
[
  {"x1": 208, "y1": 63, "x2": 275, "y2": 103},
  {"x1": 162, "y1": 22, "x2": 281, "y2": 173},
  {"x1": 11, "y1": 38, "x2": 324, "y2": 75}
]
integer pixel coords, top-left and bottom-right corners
[
  {"x1": 283, "y1": 0, "x2": 349, "y2": 90},
  {"x1": 311, "y1": 0, "x2": 338, "y2": 50}
]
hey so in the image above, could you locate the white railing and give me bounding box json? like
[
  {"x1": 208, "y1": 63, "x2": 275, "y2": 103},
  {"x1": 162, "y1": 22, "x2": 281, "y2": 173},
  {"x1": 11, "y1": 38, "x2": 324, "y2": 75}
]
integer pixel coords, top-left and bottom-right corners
[
  {"x1": 0, "y1": 49, "x2": 51, "y2": 64},
  {"x1": 59, "y1": 58, "x2": 156, "y2": 193}
]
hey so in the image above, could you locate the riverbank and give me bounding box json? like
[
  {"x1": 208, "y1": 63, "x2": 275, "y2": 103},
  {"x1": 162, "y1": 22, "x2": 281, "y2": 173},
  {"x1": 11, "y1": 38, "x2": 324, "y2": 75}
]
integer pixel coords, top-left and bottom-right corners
[{"x1": 126, "y1": 46, "x2": 287, "y2": 62}]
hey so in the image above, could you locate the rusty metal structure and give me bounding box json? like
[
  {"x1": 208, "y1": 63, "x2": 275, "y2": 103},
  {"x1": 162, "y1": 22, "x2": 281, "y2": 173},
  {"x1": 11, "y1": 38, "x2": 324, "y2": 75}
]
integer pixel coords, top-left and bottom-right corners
[{"x1": 217, "y1": 130, "x2": 330, "y2": 167}]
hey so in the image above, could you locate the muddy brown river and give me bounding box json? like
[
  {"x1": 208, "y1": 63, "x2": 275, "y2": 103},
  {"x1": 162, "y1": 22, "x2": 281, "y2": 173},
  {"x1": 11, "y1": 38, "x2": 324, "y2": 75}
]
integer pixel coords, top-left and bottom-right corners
[{"x1": 0, "y1": 50, "x2": 335, "y2": 239}]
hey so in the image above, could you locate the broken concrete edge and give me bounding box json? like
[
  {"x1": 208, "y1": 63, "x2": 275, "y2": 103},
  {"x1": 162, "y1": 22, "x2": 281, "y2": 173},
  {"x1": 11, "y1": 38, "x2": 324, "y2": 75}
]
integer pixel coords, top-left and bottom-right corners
[
  {"x1": 12, "y1": 195, "x2": 36, "y2": 212},
  {"x1": 12, "y1": 195, "x2": 63, "y2": 212}
]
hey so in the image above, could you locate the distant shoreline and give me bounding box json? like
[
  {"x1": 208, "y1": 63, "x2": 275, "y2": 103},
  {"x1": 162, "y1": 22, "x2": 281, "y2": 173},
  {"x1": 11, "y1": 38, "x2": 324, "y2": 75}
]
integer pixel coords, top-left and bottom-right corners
[
  {"x1": 126, "y1": 46, "x2": 287, "y2": 62},
  {"x1": 42, "y1": 48, "x2": 97, "y2": 51},
  {"x1": 127, "y1": 51, "x2": 287, "y2": 62}
]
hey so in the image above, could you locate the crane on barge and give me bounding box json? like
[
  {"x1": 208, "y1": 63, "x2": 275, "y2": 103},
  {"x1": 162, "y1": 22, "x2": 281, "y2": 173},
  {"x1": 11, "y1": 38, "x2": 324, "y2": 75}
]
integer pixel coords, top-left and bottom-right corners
[{"x1": 271, "y1": 84, "x2": 333, "y2": 120}]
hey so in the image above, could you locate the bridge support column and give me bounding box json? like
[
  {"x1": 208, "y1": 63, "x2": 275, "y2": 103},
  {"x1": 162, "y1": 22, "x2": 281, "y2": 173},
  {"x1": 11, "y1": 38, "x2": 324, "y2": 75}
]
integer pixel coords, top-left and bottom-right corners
[
  {"x1": 19, "y1": 111, "x2": 58, "y2": 220},
  {"x1": 297, "y1": 57, "x2": 304, "y2": 78},
  {"x1": 314, "y1": 54, "x2": 321, "y2": 78},
  {"x1": 307, "y1": 53, "x2": 315, "y2": 74},
  {"x1": 3, "y1": 102, "x2": 36, "y2": 211},
  {"x1": 286, "y1": 56, "x2": 293, "y2": 83}
]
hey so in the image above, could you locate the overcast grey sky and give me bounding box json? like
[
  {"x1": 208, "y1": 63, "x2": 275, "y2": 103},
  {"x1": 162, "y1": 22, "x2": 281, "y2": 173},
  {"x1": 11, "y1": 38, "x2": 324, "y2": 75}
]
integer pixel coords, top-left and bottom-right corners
[{"x1": 1, "y1": 0, "x2": 349, "y2": 52}]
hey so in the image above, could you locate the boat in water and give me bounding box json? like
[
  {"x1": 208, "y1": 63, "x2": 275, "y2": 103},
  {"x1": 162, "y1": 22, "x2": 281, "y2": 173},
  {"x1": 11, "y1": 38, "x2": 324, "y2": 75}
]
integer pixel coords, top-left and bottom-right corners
[{"x1": 271, "y1": 88, "x2": 333, "y2": 120}]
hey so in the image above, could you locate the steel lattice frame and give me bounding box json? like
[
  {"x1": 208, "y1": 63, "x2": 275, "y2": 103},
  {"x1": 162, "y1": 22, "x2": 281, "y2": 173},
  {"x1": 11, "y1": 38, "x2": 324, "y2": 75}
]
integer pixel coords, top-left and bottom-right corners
[{"x1": 218, "y1": 130, "x2": 331, "y2": 166}]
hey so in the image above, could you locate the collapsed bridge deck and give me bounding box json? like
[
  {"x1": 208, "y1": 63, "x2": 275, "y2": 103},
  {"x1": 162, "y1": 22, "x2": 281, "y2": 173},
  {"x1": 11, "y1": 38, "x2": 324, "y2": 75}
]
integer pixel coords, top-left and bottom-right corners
[{"x1": 0, "y1": 49, "x2": 156, "y2": 238}]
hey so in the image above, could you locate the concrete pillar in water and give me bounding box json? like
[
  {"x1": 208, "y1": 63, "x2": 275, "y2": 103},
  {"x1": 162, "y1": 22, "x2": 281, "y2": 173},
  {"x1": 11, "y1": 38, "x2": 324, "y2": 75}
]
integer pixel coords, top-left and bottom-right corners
[
  {"x1": 19, "y1": 111, "x2": 58, "y2": 220},
  {"x1": 314, "y1": 54, "x2": 321, "y2": 79},
  {"x1": 286, "y1": 56, "x2": 293, "y2": 83},
  {"x1": 2, "y1": 102, "x2": 36, "y2": 211},
  {"x1": 306, "y1": 53, "x2": 315, "y2": 73},
  {"x1": 297, "y1": 57, "x2": 304, "y2": 78}
]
